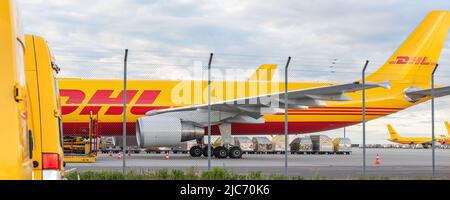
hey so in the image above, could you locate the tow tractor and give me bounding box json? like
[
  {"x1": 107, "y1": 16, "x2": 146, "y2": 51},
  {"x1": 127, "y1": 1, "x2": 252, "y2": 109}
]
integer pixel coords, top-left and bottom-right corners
[{"x1": 63, "y1": 113, "x2": 99, "y2": 163}]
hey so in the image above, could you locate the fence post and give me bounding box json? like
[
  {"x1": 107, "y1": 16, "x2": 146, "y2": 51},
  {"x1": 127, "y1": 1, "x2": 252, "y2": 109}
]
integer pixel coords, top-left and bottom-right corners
[
  {"x1": 431, "y1": 63, "x2": 438, "y2": 177},
  {"x1": 207, "y1": 53, "x2": 214, "y2": 170},
  {"x1": 362, "y1": 60, "x2": 369, "y2": 177},
  {"x1": 122, "y1": 49, "x2": 128, "y2": 174},
  {"x1": 284, "y1": 56, "x2": 291, "y2": 178}
]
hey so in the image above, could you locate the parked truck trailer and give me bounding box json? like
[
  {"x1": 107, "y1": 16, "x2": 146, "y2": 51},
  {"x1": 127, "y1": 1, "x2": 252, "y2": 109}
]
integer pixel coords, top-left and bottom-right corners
[
  {"x1": 310, "y1": 135, "x2": 334, "y2": 154},
  {"x1": 290, "y1": 136, "x2": 313, "y2": 154}
]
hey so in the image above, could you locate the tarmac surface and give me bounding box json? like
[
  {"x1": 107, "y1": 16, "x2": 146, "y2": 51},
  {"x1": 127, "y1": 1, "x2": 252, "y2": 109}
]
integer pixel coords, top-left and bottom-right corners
[{"x1": 66, "y1": 148, "x2": 450, "y2": 179}]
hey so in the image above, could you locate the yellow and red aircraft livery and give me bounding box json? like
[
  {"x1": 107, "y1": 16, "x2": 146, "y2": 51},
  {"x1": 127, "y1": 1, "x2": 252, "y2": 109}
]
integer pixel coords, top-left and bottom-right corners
[{"x1": 59, "y1": 11, "x2": 450, "y2": 137}]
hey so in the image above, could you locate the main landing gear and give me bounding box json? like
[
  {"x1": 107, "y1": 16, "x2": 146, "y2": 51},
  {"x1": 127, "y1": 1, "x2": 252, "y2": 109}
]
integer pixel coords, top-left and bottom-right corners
[
  {"x1": 189, "y1": 123, "x2": 243, "y2": 159},
  {"x1": 189, "y1": 144, "x2": 243, "y2": 159},
  {"x1": 189, "y1": 146, "x2": 203, "y2": 157}
]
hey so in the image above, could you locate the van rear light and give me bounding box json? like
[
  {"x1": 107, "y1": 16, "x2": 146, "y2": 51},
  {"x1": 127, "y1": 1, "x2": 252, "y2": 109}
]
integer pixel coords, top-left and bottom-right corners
[{"x1": 42, "y1": 153, "x2": 60, "y2": 170}]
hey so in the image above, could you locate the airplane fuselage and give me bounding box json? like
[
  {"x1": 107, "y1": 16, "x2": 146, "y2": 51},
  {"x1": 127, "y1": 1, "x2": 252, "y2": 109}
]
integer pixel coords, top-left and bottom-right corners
[
  {"x1": 59, "y1": 78, "x2": 423, "y2": 136},
  {"x1": 388, "y1": 137, "x2": 435, "y2": 145}
]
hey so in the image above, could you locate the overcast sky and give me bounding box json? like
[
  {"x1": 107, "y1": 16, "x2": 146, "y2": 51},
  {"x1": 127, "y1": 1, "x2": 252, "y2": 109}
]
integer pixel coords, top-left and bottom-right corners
[{"x1": 19, "y1": 0, "x2": 450, "y2": 144}]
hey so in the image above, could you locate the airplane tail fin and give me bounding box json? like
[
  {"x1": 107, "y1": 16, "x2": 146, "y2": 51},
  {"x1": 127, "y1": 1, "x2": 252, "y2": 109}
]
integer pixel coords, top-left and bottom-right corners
[
  {"x1": 445, "y1": 121, "x2": 450, "y2": 136},
  {"x1": 247, "y1": 64, "x2": 277, "y2": 82},
  {"x1": 367, "y1": 11, "x2": 450, "y2": 87},
  {"x1": 387, "y1": 124, "x2": 401, "y2": 139}
]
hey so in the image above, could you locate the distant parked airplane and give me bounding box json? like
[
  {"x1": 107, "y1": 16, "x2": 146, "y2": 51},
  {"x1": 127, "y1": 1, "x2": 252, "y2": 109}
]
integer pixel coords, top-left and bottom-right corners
[{"x1": 387, "y1": 123, "x2": 449, "y2": 148}]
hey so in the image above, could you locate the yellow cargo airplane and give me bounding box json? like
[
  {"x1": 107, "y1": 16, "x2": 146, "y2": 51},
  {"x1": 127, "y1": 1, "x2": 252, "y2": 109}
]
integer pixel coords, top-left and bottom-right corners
[
  {"x1": 437, "y1": 121, "x2": 450, "y2": 145},
  {"x1": 58, "y1": 11, "x2": 450, "y2": 158},
  {"x1": 387, "y1": 124, "x2": 448, "y2": 148}
]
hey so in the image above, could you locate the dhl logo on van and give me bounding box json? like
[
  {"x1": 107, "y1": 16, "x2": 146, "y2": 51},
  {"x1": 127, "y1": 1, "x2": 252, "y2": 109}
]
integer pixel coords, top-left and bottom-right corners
[
  {"x1": 388, "y1": 56, "x2": 436, "y2": 65},
  {"x1": 60, "y1": 89, "x2": 166, "y2": 116}
]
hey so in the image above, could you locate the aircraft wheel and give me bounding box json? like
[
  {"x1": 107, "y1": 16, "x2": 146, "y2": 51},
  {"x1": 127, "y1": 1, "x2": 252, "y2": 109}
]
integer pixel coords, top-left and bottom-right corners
[
  {"x1": 189, "y1": 146, "x2": 203, "y2": 157},
  {"x1": 228, "y1": 146, "x2": 243, "y2": 159},
  {"x1": 214, "y1": 146, "x2": 228, "y2": 159}
]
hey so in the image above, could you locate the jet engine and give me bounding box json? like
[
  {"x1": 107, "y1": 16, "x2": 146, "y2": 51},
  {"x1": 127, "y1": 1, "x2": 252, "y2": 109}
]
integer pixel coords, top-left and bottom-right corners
[{"x1": 136, "y1": 116, "x2": 204, "y2": 147}]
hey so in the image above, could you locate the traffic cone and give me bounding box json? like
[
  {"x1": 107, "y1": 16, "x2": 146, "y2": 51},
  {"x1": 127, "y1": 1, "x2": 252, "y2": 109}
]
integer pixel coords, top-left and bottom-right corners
[
  {"x1": 375, "y1": 154, "x2": 381, "y2": 166},
  {"x1": 109, "y1": 150, "x2": 113, "y2": 157},
  {"x1": 118, "y1": 152, "x2": 123, "y2": 160},
  {"x1": 165, "y1": 152, "x2": 170, "y2": 160}
]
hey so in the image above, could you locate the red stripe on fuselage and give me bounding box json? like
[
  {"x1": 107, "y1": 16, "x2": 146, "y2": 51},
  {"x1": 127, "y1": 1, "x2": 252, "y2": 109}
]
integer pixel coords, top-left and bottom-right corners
[{"x1": 63, "y1": 121, "x2": 358, "y2": 136}]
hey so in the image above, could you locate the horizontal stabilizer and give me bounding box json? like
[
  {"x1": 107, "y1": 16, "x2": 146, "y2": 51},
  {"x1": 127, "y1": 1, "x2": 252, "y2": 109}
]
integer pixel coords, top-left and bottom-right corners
[{"x1": 405, "y1": 86, "x2": 450, "y2": 102}]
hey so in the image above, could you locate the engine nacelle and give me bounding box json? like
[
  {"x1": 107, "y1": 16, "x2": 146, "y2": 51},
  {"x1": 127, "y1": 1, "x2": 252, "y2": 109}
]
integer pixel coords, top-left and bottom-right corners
[{"x1": 136, "y1": 116, "x2": 204, "y2": 148}]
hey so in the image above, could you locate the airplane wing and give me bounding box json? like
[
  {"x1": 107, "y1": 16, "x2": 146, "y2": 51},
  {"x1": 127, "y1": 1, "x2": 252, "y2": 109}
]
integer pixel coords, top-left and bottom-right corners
[
  {"x1": 146, "y1": 81, "x2": 390, "y2": 126},
  {"x1": 405, "y1": 86, "x2": 450, "y2": 102}
]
